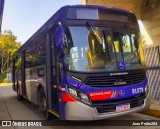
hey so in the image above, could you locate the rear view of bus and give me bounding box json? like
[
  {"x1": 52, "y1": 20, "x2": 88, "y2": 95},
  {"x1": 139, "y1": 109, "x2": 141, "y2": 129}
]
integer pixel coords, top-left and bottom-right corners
[{"x1": 12, "y1": 5, "x2": 150, "y2": 121}]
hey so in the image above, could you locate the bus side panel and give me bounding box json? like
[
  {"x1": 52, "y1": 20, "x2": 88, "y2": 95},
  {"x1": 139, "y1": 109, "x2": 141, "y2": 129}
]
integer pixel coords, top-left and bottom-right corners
[
  {"x1": 24, "y1": 37, "x2": 46, "y2": 104},
  {"x1": 26, "y1": 65, "x2": 46, "y2": 105}
]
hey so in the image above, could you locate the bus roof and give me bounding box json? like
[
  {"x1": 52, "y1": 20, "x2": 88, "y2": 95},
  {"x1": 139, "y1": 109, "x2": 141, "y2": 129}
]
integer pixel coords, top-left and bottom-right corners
[{"x1": 15, "y1": 5, "x2": 135, "y2": 54}]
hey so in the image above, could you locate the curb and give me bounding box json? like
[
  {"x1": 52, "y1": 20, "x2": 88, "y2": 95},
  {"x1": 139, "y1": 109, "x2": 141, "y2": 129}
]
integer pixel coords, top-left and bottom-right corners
[
  {"x1": 0, "y1": 83, "x2": 12, "y2": 86},
  {"x1": 142, "y1": 109, "x2": 160, "y2": 118}
]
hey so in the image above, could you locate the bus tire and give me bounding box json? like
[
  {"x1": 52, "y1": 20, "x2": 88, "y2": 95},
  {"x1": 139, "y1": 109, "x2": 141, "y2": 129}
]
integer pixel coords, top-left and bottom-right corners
[
  {"x1": 38, "y1": 88, "x2": 53, "y2": 120},
  {"x1": 38, "y1": 88, "x2": 47, "y2": 112},
  {"x1": 17, "y1": 83, "x2": 23, "y2": 101}
]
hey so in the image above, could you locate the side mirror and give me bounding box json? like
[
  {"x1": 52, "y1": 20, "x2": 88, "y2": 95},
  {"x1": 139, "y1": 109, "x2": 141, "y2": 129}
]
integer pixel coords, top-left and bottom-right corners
[{"x1": 55, "y1": 27, "x2": 64, "y2": 48}]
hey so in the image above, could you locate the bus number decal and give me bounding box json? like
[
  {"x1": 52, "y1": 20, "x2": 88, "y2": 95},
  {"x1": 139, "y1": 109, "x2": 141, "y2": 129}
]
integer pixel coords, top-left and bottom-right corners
[{"x1": 132, "y1": 87, "x2": 144, "y2": 94}]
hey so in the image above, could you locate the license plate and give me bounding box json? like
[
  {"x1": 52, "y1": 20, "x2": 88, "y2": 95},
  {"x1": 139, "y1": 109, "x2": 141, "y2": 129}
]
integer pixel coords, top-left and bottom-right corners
[{"x1": 116, "y1": 103, "x2": 130, "y2": 112}]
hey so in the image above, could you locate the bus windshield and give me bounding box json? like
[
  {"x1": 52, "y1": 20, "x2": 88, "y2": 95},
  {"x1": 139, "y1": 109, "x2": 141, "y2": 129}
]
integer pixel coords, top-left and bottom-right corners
[{"x1": 63, "y1": 26, "x2": 144, "y2": 72}]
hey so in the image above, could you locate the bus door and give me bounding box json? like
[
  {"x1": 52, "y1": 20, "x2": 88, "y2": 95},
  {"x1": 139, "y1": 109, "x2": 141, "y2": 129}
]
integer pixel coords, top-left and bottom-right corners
[
  {"x1": 21, "y1": 51, "x2": 26, "y2": 96},
  {"x1": 51, "y1": 32, "x2": 59, "y2": 113},
  {"x1": 46, "y1": 32, "x2": 59, "y2": 113}
]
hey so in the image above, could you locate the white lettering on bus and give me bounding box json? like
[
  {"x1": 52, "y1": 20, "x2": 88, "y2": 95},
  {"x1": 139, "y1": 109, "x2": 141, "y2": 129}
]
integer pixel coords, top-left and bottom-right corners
[
  {"x1": 132, "y1": 87, "x2": 144, "y2": 94},
  {"x1": 90, "y1": 91, "x2": 112, "y2": 96}
]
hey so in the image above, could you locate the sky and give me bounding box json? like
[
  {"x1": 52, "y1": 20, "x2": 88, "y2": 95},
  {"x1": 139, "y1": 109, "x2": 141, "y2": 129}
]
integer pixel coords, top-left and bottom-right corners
[{"x1": 2, "y1": 0, "x2": 80, "y2": 44}]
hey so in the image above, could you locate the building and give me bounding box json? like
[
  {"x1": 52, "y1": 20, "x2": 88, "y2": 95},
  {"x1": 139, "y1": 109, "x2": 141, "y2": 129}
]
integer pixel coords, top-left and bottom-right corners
[{"x1": 81, "y1": 0, "x2": 160, "y2": 45}]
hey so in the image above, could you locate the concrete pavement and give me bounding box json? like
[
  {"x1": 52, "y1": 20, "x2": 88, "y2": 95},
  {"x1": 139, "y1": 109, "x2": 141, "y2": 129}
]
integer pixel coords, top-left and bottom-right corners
[
  {"x1": 0, "y1": 86, "x2": 45, "y2": 120},
  {"x1": 142, "y1": 99, "x2": 160, "y2": 118}
]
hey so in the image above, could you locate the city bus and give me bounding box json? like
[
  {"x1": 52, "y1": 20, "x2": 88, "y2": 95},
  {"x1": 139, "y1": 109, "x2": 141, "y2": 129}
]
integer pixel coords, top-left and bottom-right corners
[{"x1": 12, "y1": 5, "x2": 150, "y2": 120}]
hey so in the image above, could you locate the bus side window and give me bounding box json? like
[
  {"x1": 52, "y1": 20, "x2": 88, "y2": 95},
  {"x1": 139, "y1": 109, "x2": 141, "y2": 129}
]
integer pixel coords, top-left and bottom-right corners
[
  {"x1": 25, "y1": 43, "x2": 45, "y2": 68},
  {"x1": 37, "y1": 68, "x2": 44, "y2": 77},
  {"x1": 15, "y1": 54, "x2": 21, "y2": 80}
]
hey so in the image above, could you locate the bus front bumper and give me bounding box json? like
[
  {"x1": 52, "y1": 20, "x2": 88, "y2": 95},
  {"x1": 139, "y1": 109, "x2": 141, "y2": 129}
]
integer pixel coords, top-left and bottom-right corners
[{"x1": 64, "y1": 92, "x2": 151, "y2": 120}]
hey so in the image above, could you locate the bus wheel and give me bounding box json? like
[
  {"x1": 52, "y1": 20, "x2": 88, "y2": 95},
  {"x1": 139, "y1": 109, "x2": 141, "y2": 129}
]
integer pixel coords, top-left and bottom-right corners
[
  {"x1": 38, "y1": 88, "x2": 54, "y2": 120},
  {"x1": 17, "y1": 84, "x2": 23, "y2": 101},
  {"x1": 38, "y1": 88, "x2": 47, "y2": 112}
]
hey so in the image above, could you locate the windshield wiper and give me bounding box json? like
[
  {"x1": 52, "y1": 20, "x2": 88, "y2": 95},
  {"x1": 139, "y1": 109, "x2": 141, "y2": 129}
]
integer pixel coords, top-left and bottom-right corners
[
  {"x1": 86, "y1": 21, "x2": 111, "y2": 61},
  {"x1": 102, "y1": 30, "x2": 111, "y2": 61},
  {"x1": 109, "y1": 27, "x2": 119, "y2": 67},
  {"x1": 118, "y1": 33, "x2": 125, "y2": 62},
  {"x1": 86, "y1": 21, "x2": 103, "y2": 44}
]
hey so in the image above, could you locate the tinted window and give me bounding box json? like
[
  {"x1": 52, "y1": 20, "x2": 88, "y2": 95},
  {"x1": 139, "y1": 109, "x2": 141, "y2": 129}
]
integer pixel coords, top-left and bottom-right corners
[{"x1": 25, "y1": 43, "x2": 45, "y2": 68}]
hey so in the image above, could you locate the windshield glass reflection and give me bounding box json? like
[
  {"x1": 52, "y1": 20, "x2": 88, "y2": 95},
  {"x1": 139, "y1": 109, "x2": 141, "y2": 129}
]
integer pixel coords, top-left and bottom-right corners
[{"x1": 63, "y1": 26, "x2": 144, "y2": 72}]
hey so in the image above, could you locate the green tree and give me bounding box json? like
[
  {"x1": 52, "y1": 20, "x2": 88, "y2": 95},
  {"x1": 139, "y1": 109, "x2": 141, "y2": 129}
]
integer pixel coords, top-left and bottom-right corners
[{"x1": 0, "y1": 30, "x2": 21, "y2": 82}]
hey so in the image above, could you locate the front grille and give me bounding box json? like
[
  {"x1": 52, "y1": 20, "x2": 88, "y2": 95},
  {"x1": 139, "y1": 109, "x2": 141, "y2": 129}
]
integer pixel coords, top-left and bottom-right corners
[
  {"x1": 84, "y1": 72, "x2": 146, "y2": 87},
  {"x1": 92, "y1": 93, "x2": 145, "y2": 113}
]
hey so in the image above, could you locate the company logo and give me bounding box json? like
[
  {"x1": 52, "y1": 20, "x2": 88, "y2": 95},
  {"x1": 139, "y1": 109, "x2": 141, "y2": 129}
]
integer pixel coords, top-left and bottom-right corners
[
  {"x1": 111, "y1": 90, "x2": 119, "y2": 98},
  {"x1": 118, "y1": 62, "x2": 125, "y2": 70},
  {"x1": 119, "y1": 89, "x2": 125, "y2": 96},
  {"x1": 89, "y1": 91, "x2": 112, "y2": 97},
  {"x1": 110, "y1": 72, "x2": 128, "y2": 76},
  {"x1": 2, "y1": 121, "x2": 11, "y2": 126},
  {"x1": 88, "y1": 90, "x2": 113, "y2": 100},
  {"x1": 114, "y1": 81, "x2": 126, "y2": 85}
]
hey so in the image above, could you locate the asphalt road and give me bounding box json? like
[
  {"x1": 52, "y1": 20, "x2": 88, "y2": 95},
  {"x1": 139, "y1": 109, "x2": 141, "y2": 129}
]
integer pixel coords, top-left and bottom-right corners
[{"x1": 0, "y1": 86, "x2": 159, "y2": 129}]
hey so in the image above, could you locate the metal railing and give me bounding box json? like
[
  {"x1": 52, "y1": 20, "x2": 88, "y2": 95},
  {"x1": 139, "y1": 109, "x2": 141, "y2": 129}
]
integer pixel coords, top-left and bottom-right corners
[{"x1": 144, "y1": 45, "x2": 160, "y2": 100}]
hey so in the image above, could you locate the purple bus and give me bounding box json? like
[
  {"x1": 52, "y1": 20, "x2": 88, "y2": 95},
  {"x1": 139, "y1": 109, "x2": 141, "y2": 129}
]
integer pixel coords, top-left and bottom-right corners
[{"x1": 12, "y1": 5, "x2": 150, "y2": 120}]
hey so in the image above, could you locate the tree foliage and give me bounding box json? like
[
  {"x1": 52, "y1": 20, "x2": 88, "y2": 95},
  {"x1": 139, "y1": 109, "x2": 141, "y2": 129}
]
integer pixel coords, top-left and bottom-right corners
[{"x1": 0, "y1": 30, "x2": 21, "y2": 82}]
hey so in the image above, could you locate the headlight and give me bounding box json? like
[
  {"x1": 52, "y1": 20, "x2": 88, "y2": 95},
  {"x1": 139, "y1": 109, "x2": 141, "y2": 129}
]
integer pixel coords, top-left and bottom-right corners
[
  {"x1": 67, "y1": 86, "x2": 91, "y2": 105},
  {"x1": 80, "y1": 93, "x2": 90, "y2": 104},
  {"x1": 68, "y1": 87, "x2": 78, "y2": 97}
]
